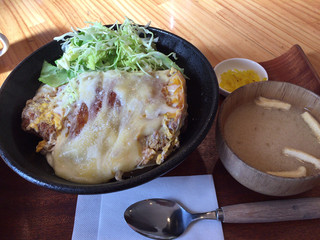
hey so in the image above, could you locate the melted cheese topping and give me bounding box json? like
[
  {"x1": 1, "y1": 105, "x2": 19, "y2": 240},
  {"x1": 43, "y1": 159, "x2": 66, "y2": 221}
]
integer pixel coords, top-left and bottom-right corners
[{"x1": 47, "y1": 70, "x2": 180, "y2": 184}]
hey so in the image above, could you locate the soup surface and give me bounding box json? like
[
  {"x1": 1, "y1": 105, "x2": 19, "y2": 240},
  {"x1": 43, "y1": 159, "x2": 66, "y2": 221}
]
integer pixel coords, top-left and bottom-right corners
[{"x1": 224, "y1": 99, "x2": 320, "y2": 176}]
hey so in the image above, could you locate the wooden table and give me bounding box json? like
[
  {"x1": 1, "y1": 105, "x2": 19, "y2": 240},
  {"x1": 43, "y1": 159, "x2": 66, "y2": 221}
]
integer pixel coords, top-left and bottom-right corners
[{"x1": 1, "y1": 1, "x2": 320, "y2": 239}]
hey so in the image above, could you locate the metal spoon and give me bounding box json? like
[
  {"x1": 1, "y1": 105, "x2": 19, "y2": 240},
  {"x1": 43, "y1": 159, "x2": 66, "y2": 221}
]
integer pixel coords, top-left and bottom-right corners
[{"x1": 124, "y1": 198, "x2": 320, "y2": 239}]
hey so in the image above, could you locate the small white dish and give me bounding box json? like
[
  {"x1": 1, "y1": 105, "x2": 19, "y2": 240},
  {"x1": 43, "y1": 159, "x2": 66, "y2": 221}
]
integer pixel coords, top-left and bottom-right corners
[
  {"x1": 214, "y1": 58, "x2": 268, "y2": 96},
  {"x1": 0, "y1": 33, "x2": 9, "y2": 57}
]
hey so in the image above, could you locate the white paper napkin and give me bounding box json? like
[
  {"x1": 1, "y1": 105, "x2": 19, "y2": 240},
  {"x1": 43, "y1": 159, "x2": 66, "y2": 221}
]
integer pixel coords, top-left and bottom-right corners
[{"x1": 72, "y1": 174, "x2": 224, "y2": 240}]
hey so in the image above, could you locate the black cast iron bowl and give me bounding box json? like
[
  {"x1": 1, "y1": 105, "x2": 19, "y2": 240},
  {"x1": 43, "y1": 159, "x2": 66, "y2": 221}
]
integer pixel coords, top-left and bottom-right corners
[{"x1": 0, "y1": 26, "x2": 219, "y2": 194}]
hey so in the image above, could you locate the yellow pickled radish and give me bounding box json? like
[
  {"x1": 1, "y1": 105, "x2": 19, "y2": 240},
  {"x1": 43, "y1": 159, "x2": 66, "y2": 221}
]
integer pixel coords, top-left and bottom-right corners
[{"x1": 219, "y1": 69, "x2": 267, "y2": 92}]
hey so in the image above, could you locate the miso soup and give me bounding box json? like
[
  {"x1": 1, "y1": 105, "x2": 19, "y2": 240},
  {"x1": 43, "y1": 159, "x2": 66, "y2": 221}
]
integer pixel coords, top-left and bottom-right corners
[{"x1": 224, "y1": 98, "x2": 320, "y2": 177}]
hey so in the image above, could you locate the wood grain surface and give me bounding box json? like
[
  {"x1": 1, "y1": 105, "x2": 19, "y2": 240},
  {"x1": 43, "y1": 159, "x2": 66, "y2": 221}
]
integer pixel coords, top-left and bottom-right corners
[{"x1": 1, "y1": 1, "x2": 320, "y2": 240}]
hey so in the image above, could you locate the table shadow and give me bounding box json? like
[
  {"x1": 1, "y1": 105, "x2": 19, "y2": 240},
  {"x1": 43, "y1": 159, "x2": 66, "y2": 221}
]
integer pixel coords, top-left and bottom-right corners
[{"x1": 0, "y1": 30, "x2": 60, "y2": 75}]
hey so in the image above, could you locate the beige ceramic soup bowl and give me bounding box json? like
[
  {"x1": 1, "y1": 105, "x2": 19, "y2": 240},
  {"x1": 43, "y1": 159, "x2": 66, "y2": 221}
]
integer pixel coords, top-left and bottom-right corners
[{"x1": 216, "y1": 81, "x2": 320, "y2": 196}]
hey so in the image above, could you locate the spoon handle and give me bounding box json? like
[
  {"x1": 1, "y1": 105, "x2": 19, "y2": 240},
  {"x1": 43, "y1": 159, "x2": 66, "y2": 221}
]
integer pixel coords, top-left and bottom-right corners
[{"x1": 221, "y1": 198, "x2": 320, "y2": 223}]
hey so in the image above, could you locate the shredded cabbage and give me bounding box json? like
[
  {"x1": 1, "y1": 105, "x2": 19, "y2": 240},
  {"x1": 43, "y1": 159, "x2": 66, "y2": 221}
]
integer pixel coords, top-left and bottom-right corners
[{"x1": 39, "y1": 18, "x2": 183, "y2": 87}]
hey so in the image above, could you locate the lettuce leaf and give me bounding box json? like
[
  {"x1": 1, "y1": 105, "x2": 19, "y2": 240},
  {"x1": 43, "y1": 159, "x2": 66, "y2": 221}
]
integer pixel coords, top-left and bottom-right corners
[{"x1": 38, "y1": 61, "x2": 69, "y2": 87}]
